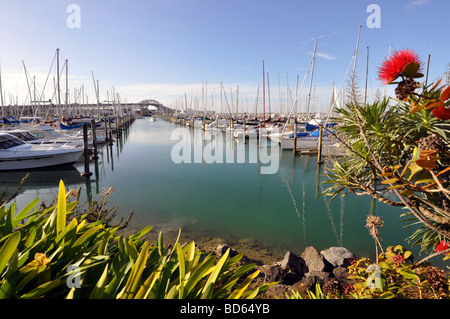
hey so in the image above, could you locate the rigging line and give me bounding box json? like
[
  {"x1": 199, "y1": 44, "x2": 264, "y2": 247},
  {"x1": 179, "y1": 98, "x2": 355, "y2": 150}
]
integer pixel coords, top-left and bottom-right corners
[
  {"x1": 323, "y1": 52, "x2": 356, "y2": 129},
  {"x1": 283, "y1": 179, "x2": 306, "y2": 240},
  {"x1": 21, "y1": 61, "x2": 33, "y2": 106},
  {"x1": 280, "y1": 65, "x2": 311, "y2": 134},
  {"x1": 321, "y1": 186, "x2": 340, "y2": 246},
  {"x1": 301, "y1": 175, "x2": 307, "y2": 242},
  {"x1": 38, "y1": 51, "x2": 57, "y2": 102}
]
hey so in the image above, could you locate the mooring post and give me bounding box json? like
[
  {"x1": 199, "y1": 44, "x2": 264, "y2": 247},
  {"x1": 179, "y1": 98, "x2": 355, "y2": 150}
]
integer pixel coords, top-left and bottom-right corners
[
  {"x1": 81, "y1": 123, "x2": 92, "y2": 177},
  {"x1": 108, "y1": 118, "x2": 113, "y2": 145},
  {"x1": 259, "y1": 121, "x2": 262, "y2": 148},
  {"x1": 90, "y1": 118, "x2": 99, "y2": 160},
  {"x1": 293, "y1": 119, "x2": 298, "y2": 155},
  {"x1": 317, "y1": 126, "x2": 324, "y2": 164},
  {"x1": 115, "y1": 117, "x2": 120, "y2": 138},
  {"x1": 104, "y1": 116, "x2": 109, "y2": 142}
]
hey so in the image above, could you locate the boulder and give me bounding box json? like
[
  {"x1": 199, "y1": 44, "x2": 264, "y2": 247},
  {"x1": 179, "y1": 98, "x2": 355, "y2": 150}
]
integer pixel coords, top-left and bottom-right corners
[
  {"x1": 216, "y1": 243, "x2": 239, "y2": 258},
  {"x1": 260, "y1": 264, "x2": 289, "y2": 284},
  {"x1": 320, "y1": 247, "x2": 355, "y2": 268},
  {"x1": 291, "y1": 271, "x2": 330, "y2": 295},
  {"x1": 332, "y1": 266, "x2": 350, "y2": 282},
  {"x1": 301, "y1": 246, "x2": 333, "y2": 273},
  {"x1": 280, "y1": 250, "x2": 307, "y2": 276}
]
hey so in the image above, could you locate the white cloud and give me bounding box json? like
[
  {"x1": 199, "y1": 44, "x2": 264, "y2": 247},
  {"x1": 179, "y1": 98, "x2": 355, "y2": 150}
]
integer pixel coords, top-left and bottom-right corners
[
  {"x1": 311, "y1": 34, "x2": 326, "y2": 41},
  {"x1": 306, "y1": 52, "x2": 337, "y2": 61},
  {"x1": 404, "y1": 0, "x2": 431, "y2": 10}
]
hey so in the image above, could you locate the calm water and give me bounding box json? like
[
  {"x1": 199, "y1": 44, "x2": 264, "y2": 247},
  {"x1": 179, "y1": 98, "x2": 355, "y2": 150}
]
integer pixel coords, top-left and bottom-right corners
[{"x1": 1, "y1": 118, "x2": 433, "y2": 264}]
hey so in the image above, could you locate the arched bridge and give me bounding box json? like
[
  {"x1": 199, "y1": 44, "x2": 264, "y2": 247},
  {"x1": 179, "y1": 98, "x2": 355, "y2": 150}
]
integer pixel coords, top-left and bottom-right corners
[{"x1": 137, "y1": 99, "x2": 174, "y2": 114}]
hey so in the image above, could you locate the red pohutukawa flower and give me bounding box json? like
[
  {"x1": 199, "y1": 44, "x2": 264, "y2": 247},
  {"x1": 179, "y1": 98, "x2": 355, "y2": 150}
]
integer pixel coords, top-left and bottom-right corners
[
  {"x1": 378, "y1": 49, "x2": 423, "y2": 85},
  {"x1": 436, "y1": 240, "x2": 450, "y2": 254}
]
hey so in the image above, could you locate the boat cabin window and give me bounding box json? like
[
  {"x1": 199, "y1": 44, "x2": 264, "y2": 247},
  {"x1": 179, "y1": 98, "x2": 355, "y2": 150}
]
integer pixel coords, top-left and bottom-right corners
[
  {"x1": 9, "y1": 131, "x2": 38, "y2": 141},
  {"x1": 0, "y1": 135, "x2": 26, "y2": 149},
  {"x1": 21, "y1": 131, "x2": 38, "y2": 140},
  {"x1": 32, "y1": 132, "x2": 45, "y2": 139}
]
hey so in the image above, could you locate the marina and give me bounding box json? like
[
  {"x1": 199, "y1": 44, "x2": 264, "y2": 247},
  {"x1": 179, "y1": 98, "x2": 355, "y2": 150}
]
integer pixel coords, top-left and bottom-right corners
[
  {"x1": 1, "y1": 0, "x2": 449, "y2": 301},
  {"x1": 0, "y1": 116, "x2": 430, "y2": 265}
]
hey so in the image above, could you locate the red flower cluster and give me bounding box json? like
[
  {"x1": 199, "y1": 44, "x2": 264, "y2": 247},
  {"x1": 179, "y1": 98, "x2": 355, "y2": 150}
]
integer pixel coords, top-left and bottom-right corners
[
  {"x1": 436, "y1": 240, "x2": 450, "y2": 254},
  {"x1": 378, "y1": 49, "x2": 422, "y2": 85}
]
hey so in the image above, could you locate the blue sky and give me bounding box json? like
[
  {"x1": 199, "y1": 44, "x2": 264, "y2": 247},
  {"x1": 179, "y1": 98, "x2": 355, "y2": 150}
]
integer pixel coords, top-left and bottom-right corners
[{"x1": 0, "y1": 0, "x2": 449, "y2": 113}]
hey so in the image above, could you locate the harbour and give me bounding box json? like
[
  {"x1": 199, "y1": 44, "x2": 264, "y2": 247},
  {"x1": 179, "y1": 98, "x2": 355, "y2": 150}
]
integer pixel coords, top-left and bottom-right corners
[
  {"x1": 0, "y1": 116, "x2": 424, "y2": 266},
  {"x1": 1, "y1": 1, "x2": 450, "y2": 301}
]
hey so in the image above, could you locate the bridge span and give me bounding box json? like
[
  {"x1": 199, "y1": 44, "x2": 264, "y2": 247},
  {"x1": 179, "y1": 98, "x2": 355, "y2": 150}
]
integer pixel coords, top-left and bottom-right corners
[{"x1": 1, "y1": 99, "x2": 175, "y2": 117}]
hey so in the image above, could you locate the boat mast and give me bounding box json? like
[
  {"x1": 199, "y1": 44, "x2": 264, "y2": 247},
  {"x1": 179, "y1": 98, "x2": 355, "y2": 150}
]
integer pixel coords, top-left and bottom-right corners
[
  {"x1": 364, "y1": 46, "x2": 369, "y2": 104},
  {"x1": 277, "y1": 72, "x2": 281, "y2": 116},
  {"x1": 65, "y1": 59, "x2": 69, "y2": 117},
  {"x1": 351, "y1": 25, "x2": 362, "y2": 88},
  {"x1": 305, "y1": 40, "x2": 318, "y2": 126},
  {"x1": 267, "y1": 71, "x2": 271, "y2": 117},
  {"x1": 56, "y1": 48, "x2": 62, "y2": 121},
  {"x1": 425, "y1": 52, "x2": 431, "y2": 87},
  {"x1": 0, "y1": 60, "x2": 4, "y2": 118},
  {"x1": 262, "y1": 59, "x2": 265, "y2": 126}
]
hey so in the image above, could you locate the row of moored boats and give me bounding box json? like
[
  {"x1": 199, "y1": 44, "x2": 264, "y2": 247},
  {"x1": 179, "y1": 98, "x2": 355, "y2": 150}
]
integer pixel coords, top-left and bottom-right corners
[{"x1": 0, "y1": 117, "x2": 108, "y2": 171}]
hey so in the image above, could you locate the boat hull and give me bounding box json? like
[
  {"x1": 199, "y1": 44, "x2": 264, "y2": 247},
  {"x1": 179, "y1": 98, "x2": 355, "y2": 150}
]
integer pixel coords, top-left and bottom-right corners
[
  {"x1": 280, "y1": 136, "x2": 335, "y2": 150},
  {"x1": 0, "y1": 148, "x2": 83, "y2": 171}
]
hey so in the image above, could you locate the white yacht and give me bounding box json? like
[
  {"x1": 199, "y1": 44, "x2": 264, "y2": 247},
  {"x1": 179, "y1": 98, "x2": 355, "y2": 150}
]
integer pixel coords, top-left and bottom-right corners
[{"x1": 0, "y1": 133, "x2": 83, "y2": 171}]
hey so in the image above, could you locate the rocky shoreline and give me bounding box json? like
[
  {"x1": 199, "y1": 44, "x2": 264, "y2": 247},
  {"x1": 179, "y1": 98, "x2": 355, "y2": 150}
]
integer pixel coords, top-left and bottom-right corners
[
  {"x1": 123, "y1": 227, "x2": 358, "y2": 299},
  {"x1": 212, "y1": 243, "x2": 357, "y2": 299}
]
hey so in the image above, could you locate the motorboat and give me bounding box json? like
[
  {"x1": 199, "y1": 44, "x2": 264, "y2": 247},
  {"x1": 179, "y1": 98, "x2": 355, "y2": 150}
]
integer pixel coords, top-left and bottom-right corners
[
  {"x1": 1, "y1": 129, "x2": 83, "y2": 147},
  {"x1": 0, "y1": 133, "x2": 83, "y2": 171},
  {"x1": 27, "y1": 124, "x2": 105, "y2": 146}
]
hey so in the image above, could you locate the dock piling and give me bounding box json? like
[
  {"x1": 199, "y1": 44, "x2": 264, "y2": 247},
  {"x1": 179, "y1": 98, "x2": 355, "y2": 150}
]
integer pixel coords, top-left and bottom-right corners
[
  {"x1": 81, "y1": 123, "x2": 92, "y2": 177},
  {"x1": 317, "y1": 126, "x2": 324, "y2": 164},
  {"x1": 90, "y1": 118, "x2": 99, "y2": 160}
]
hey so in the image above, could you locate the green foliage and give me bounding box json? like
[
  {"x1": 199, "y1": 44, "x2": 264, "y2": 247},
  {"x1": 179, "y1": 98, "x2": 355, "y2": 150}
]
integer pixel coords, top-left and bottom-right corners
[
  {"x1": 324, "y1": 79, "x2": 450, "y2": 257},
  {"x1": 0, "y1": 180, "x2": 274, "y2": 299},
  {"x1": 286, "y1": 283, "x2": 335, "y2": 299},
  {"x1": 287, "y1": 245, "x2": 450, "y2": 299},
  {"x1": 347, "y1": 245, "x2": 450, "y2": 299}
]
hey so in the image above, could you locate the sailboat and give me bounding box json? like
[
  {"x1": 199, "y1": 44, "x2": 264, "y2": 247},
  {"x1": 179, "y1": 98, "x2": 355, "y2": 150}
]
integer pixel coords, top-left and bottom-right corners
[
  {"x1": 280, "y1": 84, "x2": 339, "y2": 151},
  {"x1": 280, "y1": 41, "x2": 322, "y2": 150},
  {"x1": 268, "y1": 70, "x2": 309, "y2": 144}
]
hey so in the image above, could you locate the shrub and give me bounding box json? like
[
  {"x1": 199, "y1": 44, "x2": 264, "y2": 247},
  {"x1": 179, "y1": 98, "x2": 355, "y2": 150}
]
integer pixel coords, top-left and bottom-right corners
[{"x1": 0, "y1": 180, "x2": 275, "y2": 299}]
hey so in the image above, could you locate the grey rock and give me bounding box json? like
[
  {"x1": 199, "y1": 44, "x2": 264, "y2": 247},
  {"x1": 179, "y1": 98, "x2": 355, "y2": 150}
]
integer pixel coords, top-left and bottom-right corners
[
  {"x1": 216, "y1": 243, "x2": 239, "y2": 258},
  {"x1": 301, "y1": 246, "x2": 333, "y2": 273},
  {"x1": 320, "y1": 247, "x2": 355, "y2": 268}
]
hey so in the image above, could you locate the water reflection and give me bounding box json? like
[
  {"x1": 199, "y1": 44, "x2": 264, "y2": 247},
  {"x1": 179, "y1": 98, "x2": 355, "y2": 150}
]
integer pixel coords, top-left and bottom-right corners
[
  {"x1": 0, "y1": 166, "x2": 84, "y2": 196},
  {"x1": 0, "y1": 166, "x2": 86, "y2": 207}
]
